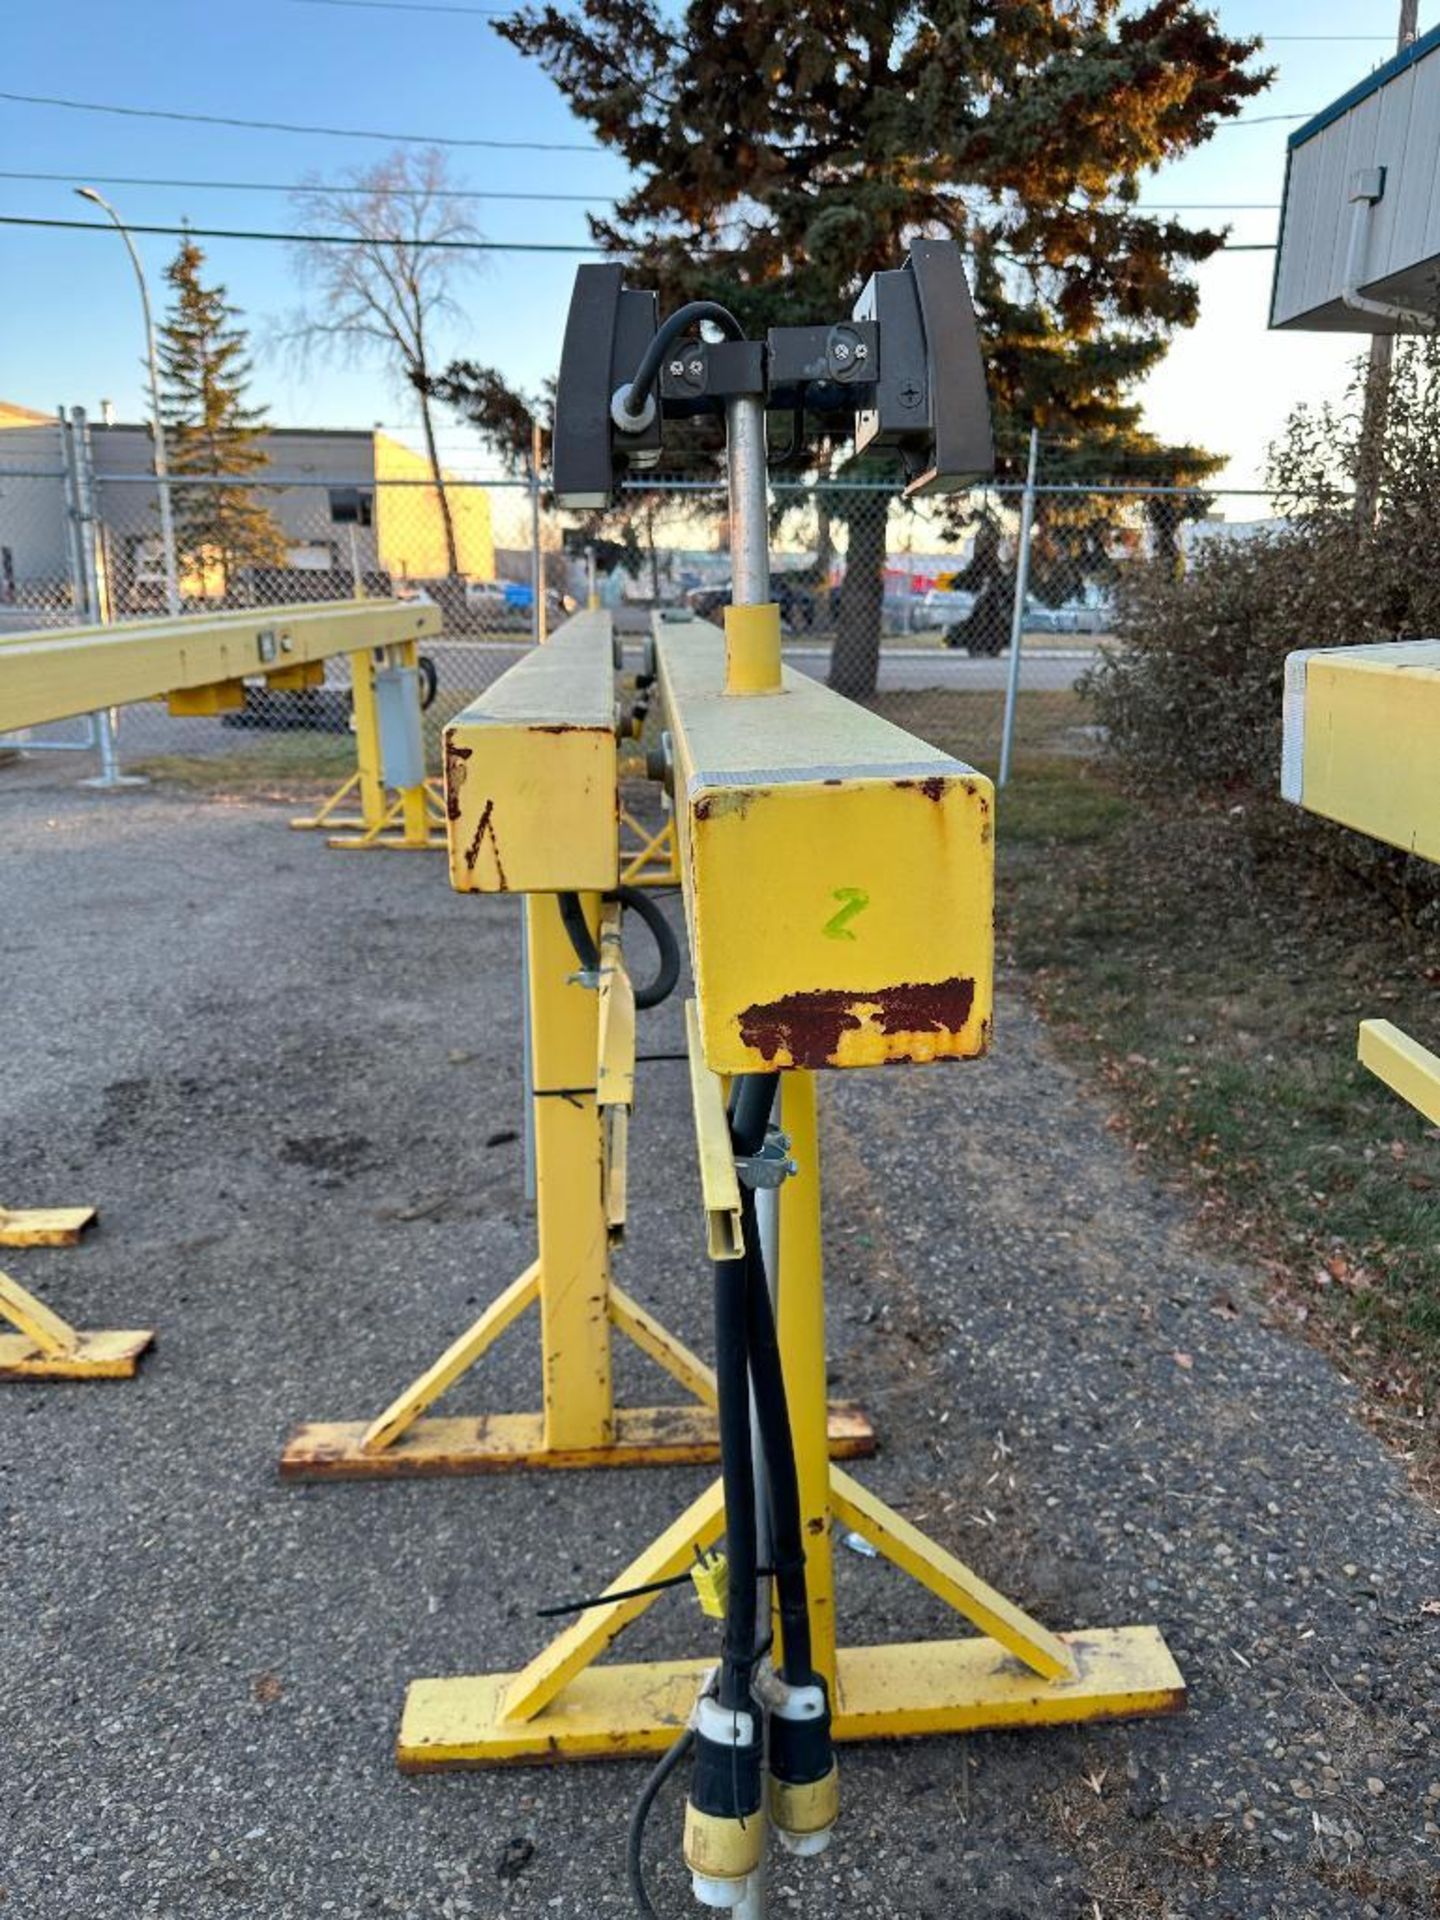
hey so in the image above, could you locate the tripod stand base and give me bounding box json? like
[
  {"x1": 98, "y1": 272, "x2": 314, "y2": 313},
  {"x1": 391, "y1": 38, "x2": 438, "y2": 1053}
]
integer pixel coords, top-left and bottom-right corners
[{"x1": 397, "y1": 1626, "x2": 1185, "y2": 1769}]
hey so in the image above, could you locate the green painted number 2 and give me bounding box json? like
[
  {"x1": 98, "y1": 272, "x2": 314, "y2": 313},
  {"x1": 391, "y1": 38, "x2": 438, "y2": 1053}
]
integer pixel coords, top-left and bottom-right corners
[{"x1": 823, "y1": 887, "x2": 870, "y2": 941}]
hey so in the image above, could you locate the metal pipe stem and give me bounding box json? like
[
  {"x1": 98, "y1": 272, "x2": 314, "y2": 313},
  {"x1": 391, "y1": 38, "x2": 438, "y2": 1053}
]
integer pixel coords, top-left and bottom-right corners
[{"x1": 725, "y1": 396, "x2": 770, "y2": 607}]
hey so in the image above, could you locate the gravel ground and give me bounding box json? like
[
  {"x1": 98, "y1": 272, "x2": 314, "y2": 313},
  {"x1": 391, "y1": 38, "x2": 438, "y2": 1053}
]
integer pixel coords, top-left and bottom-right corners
[{"x1": 2, "y1": 765, "x2": 1438, "y2": 1920}]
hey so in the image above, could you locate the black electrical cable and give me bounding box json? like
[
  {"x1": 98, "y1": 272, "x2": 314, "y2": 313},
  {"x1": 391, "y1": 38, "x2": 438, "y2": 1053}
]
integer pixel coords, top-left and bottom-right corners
[
  {"x1": 618, "y1": 300, "x2": 745, "y2": 424},
  {"x1": 714, "y1": 1185, "x2": 761, "y2": 1712},
  {"x1": 555, "y1": 887, "x2": 680, "y2": 1011},
  {"x1": 536, "y1": 1571, "x2": 692, "y2": 1618},
  {"x1": 744, "y1": 1228, "x2": 813, "y2": 1686},
  {"x1": 627, "y1": 1727, "x2": 695, "y2": 1920}
]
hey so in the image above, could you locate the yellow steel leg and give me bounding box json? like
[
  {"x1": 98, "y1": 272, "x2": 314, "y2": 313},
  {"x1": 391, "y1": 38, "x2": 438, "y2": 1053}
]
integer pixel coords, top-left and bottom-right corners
[
  {"x1": 529, "y1": 890, "x2": 614, "y2": 1451},
  {"x1": 347, "y1": 646, "x2": 388, "y2": 835},
  {"x1": 0, "y1": 1204, "x2": 97, "y2": 1247},
  {"x1": 776, "y1": 1070, "x2": 838, "y2": 1691},
  {"x1": 0, "y1": 1267, "x2": 152, "y2": 1380}
]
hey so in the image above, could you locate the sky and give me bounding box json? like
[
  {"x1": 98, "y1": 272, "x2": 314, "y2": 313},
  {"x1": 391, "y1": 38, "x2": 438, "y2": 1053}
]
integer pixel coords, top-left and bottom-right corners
[{"x1": 1, "y1": 1, "x2": 1435, "y2": 493}]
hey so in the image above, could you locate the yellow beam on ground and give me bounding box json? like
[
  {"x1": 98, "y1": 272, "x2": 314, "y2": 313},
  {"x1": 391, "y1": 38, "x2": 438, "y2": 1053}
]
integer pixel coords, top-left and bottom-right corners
[
  {"x1": 1283, "y1": 640, "x2": 1440, "y2": 861},
  {"x1": 397, "y1": 1629, "x2": 1184, "y2": 1768},
  {"x1": 0, "y1": 1205, "x2": 96, "y2": 1247},
  {"x1": 0, "y1": 600, "x2": 440, "y2": 732},
  {"x1": 1358, "y1": 1018, "x2": 1440, "y2": 1126},
  {"x1": 443, "y1": 610, "x2": 618, "y2": 895},
  {"x1": 655, "y1": 614, "x2": 994, "y2": 1074},
  {"x1": 0, "y1": 1268, "x2": 152, "y2": 1380}
]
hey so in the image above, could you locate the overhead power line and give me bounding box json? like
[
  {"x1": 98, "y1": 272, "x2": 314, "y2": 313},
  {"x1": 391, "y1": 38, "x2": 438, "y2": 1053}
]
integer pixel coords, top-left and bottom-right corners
[
  {"x1": 0, "y1": 169, "x2": 596, "y2": 203},
  {"x1": 0, "y1": 213, "x2": 604, "y2": 252},
  {"x1": 0, "y1": 171, "x2": 1283, "y2": 212},
  {"x1": 0, "y1": 210, "x2": 1275, "y2": 254},
  {"x1": 0, "y1": 89, "x2": 603, "y2": 153}
]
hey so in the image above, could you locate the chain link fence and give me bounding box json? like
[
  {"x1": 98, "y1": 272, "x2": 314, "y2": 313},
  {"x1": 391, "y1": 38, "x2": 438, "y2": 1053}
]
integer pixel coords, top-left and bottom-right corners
[{"x1": 0, "y1": 410, "x2": 1286, "y2": 786}]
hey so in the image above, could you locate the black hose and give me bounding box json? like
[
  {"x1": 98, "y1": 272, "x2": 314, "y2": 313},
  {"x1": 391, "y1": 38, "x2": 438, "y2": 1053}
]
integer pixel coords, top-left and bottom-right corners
[
  {"x1": 744, "y1": 1228, "x2": 813, "y2": 1686},
  {"x1": 729, "y1": 1072, "x2": 778, "y2": 1157},
  {"x1": 627, "y1": 1726, "x2": 695, "y2": 1919},
  {"x1": 714, "y1": 1188, "x2": 759, "y2": 1712},
  {"x1": 615, "y1": 886, "x2": 680, "y2": 1010},
  {"x1": 619, "y1": 300, "x2": 745, "y2": 425},
  {"x1": 555, "y1": 886, "x2": 681, "y2": 1011},
  {"x1": 557, "y1": 891, "x2": 599, "y2": 973}
]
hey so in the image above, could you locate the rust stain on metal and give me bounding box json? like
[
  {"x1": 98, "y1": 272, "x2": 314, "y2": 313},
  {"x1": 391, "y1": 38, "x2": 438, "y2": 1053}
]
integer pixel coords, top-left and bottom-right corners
[
  {"x1": 737, "y1": 975, "x2": 976, "y2": 1068},
  {"x1": 444, "y1": 740, "x2": 472, "y2": 821},
  {"x1": 462, "y1": 797, "x2": 508, "y2": 889},
  {"x1": 893, "y1": 774, "x2": 950, "y2": 802}
]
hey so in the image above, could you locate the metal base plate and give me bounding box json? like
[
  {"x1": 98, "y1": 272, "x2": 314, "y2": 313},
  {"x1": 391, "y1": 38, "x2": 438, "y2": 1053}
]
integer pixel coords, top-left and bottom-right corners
[
  {"x1": 0, "y1": 1328, "x2": 153, "y2": 1379},
  {"x1": 280, "y1": 1404, "x2": 875, "y2": 1481},
  {"x1": 0, "y1": 1206, "x2": 98, "y2": 1248},
  {"x1": 396, "y1": 1628, "x2": 1186, "y2": 1768}
]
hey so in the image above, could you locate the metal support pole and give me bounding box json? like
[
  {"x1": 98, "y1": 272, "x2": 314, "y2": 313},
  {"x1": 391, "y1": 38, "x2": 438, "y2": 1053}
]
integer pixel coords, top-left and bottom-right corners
[
  {"x1": 347, "y1": 647, "x2": 390, "y2": 832},
  {"x1": 725, "y1": 396, "x2": 771, "y2": 607},
  {"x1": 998, "y1": 428, "x2": 1039, "y2": 789},
  {"x1": 72, "y1": 406, "x2": 146, "y2": 789},
  {"x1": 530, "y1": 418, "x2": 548, "y2": 645},
  {"x1": 75, "y1": 186, "x2": 180, "y2": 616}
]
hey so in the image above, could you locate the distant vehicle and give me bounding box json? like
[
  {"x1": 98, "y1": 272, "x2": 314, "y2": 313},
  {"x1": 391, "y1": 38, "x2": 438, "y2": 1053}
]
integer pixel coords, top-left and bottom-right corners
[
  {"x1": 1023, "y1": 599, "x2": 1077, "y2": 635},
  {"x1": 685, "y1": 576, "x2": 818, "y2": 631},
  {"x1": 913, "y1": 587, "x2": 977, "y2": 631}
]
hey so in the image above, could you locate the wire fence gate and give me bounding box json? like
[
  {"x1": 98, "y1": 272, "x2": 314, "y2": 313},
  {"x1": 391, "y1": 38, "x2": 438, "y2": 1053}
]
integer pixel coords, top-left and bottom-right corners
[{"x1": 0, "y1": 408, "x2": 1287, "y2": 786}]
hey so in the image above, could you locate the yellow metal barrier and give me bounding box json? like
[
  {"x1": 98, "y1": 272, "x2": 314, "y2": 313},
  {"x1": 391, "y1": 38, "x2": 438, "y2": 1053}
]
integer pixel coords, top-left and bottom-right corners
[
  {"x1": 1284, "y1": 639, "x2": 1440, "y2": 1120},
  {"x1": 395, "y1": 609, "x2": 1184, "y2": 1767},
  {"x1": 0, "y1": 599, "x2": 439, "y2": 729}
]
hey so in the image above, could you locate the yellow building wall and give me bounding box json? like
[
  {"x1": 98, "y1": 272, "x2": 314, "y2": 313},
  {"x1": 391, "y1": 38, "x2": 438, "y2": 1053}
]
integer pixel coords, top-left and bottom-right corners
[{"x1": 373, "y1": 434, "x2": 495, "y2": 582}]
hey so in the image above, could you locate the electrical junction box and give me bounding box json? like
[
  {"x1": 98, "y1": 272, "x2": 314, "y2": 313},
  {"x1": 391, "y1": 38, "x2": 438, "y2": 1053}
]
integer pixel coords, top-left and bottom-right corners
[
  {"x1": 1271, "y1": 25, "x2": 1440, "y2": 332},
  {"x1": 375, "y1": 666, "x2": 426, "y2": 791}
]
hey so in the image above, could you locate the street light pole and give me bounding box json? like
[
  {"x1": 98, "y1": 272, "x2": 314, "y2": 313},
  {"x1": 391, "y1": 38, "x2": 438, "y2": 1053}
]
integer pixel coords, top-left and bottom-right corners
[{"x1": 75, "y1": 185, "x2": 181, "y2": 616}]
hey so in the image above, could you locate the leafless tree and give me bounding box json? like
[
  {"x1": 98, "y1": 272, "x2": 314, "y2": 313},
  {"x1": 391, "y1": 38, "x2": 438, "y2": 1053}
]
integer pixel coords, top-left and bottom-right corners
[{"x1": 287, "y1": 149, "x2": 480, "y2": 576}]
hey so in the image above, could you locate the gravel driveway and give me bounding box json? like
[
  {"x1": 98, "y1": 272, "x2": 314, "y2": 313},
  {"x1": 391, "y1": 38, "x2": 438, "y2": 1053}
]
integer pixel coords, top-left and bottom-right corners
[{"x1": 1, "y1": 767, "x2": 1436, "y2": 1919}]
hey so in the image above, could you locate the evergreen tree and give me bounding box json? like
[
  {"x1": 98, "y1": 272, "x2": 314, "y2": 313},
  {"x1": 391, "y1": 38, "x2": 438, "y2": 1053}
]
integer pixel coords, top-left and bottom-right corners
[
  {"x1": 498, "y1": 0, "x2": 1269, "y2": 691},
  {"x1": 158, "y1": 238, "x2": 286, "y2": 596}
]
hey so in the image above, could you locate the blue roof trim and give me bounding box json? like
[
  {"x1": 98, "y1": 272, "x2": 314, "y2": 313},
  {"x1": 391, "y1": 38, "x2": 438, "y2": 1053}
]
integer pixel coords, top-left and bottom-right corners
[{"x1": 1289, "y1": 23, "x2": 1440, "y2": 151}]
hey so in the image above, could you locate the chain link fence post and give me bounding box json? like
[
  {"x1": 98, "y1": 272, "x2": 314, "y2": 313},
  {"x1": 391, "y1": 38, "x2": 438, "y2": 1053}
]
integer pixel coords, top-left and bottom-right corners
[{"x1": 998, "y1": 428, "x2": 1039, "y2": 789}]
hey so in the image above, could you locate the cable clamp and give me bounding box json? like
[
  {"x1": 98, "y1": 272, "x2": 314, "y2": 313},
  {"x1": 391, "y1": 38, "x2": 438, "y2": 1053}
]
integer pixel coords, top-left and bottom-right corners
[
  {"x1": 734, "y1": 1127, "x2": 796, "y2": 1192},
  {"x1": 755, "y1": 1672, "x2": 826, "y2": 1722}
]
